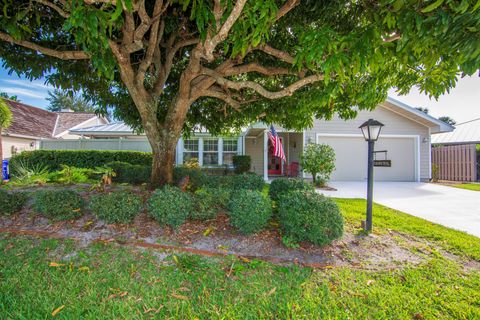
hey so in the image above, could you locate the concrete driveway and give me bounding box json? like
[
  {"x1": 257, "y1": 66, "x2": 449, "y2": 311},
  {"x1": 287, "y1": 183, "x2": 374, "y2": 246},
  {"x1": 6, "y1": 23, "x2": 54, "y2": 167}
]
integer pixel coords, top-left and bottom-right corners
[{"x1": 319, "y1": 182, "x2": 480, "y2": 238}]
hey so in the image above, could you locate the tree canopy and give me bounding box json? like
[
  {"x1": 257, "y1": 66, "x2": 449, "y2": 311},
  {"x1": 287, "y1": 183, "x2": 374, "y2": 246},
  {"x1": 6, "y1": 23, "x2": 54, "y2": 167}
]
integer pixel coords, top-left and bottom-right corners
[
  {"x1": 0, "y1": 92, "x2": 19, "y2": 101},
  {"x1": 0, "y1": 0, "x2": 479, "y2": 184},
  {"x1": 46, "y1": 89, "x2": 96, "y2": 112}
]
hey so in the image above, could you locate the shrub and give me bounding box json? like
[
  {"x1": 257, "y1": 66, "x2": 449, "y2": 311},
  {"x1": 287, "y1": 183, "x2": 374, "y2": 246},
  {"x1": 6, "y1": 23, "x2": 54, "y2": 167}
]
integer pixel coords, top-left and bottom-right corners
[
  {"x1": 277, "y1": 190, "x2": 343, "y2": 246},
  {"x1": 49, "y1": 165, "x2": 95, "y2": 184},
  {"x1": 106, "y1": 161, "x2": 151, "y2": 184},
  {"x1": 300, "y1": 143, "x2": 336, "y2": 186},
  {"x1": 228, "y1": 190, "x2": 272, "y2": 234},
  {"x1": 89, "y1": 191, "x2": 143, "y2": 223},
  {"x1": 233, "y1": 155, "x2": 251, "y2": 174},
  {"x1": 9, "y1": 160, "x2": 50, "y2": 185},
  {"x1": 10, "y1": 150, "x2": 152, "y2": 176},
  {"x1": 269, "y1": 178, "x2": 314, "y2": 202},
  {"x1": 147, "y1": 185, "x2": 193, "y2": 229},
  {"x1": 0, "y1": 190, "x2": 28, "y2": 215},
  {"x1": 33, "y1": 190, "x2": 84, "y2": 220},
  {"x1": 191, "y1": 187, "x2": 231, "y2": 221},
  {"x1": 173, "y1": 167, "x2": 206, "y2": 191},
  {"x1": 230, "y1": 173, "x2": 265, "y2": 191}
]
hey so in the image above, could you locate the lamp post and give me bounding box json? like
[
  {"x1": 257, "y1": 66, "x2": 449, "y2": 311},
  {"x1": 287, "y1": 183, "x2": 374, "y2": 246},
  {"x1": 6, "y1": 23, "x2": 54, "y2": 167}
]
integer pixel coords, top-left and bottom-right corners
[{"x1": 359, "y1": 119, "x2": 384, "y2": 232}]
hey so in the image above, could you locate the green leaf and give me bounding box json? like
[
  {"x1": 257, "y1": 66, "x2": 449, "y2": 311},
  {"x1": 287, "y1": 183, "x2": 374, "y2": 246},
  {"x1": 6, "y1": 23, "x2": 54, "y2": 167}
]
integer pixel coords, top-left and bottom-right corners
[{"x1": 421, "y1": 0, "x2": 444, "y2": 13}]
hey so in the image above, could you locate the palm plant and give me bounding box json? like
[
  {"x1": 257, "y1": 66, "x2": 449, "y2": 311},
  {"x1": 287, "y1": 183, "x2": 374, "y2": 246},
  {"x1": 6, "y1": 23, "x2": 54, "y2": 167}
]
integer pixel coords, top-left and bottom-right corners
[{"x1": 0, "y1": 100, "x2": 13, "y2": 161}]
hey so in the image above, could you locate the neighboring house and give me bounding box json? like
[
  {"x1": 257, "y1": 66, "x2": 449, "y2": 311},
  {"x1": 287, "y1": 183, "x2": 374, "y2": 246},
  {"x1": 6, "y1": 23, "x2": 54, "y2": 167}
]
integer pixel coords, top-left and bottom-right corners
[
  {"x1": 431, "y1": 118, "x2": 480, "y2": 145},
  {"x1": 1, "y1": 99, "x2": 108, "y2": 159},
  {"x1": 65, "y1": 97, "x2": 453, "y2": 182}
]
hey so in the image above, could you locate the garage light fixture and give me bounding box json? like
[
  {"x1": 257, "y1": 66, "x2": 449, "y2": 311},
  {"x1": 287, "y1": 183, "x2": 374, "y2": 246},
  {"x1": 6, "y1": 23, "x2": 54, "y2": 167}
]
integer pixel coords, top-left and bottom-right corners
[{"x1": 359, "y1": 118, "x2": 384, "y2": 232}]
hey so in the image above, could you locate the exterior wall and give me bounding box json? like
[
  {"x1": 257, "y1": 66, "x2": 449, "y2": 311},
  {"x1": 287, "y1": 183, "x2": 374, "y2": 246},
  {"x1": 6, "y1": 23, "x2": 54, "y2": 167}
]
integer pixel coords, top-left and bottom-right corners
[
  {"x1": 245, "y1": 136, "x2": 264, "y2": 175},
  {"x1": 2, "y1": 136, "x2": 36, "y2": 159},
  {"x1": 304, "y1": 106, "x2": 431, "y2": 180},
  {"x1": 58, "y1": 117, "x2": 109, "y2": 139}
]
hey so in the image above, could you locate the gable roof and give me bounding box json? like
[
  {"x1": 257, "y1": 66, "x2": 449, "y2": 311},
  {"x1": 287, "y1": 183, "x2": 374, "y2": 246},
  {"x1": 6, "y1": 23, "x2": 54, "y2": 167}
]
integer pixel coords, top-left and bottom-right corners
[
  {"x1": 1, "y1": 99, "x2": 99, "y2": 139},
  {"x1": 432, "y1": 118, "x2": 480, "y2": 145},
  {"x1": 383, "y1": 97, "x2": 454, "y2": 134}
]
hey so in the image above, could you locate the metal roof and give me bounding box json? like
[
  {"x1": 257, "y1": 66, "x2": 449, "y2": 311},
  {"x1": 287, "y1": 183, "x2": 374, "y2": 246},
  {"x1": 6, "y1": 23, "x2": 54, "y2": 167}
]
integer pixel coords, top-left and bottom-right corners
[
  {"x1": 432, "y1": 118, "x2": 480, "y2": 145},
  {"x1": 69, "y1": 122, "x2": 136, "y2": 135}
]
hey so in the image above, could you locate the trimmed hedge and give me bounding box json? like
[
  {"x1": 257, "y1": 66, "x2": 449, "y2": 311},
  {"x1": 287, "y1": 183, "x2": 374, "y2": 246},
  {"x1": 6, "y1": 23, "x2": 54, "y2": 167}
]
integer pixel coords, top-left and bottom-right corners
[
  {"x1": 203, "y1": 173, "x2": 264, "y2": 191},
  {"x1": 233, "y1": 155, "x2": 251, "y2": 174},
  {"x1": 228, "y1": 190, "x2": 272, "y2": 234},
  {"x1": 173, "y1": 167, "x2": 206, "y2": 191},
  {"x1": 89, "y1": 191, "x2": 143, "y2": 224},
  {"x1": 106, "y1": 161, "x2": 151, "y2": 184},
  {"x1": 0, "y1": 190, "x2": 28, "y2": 215},
  {"x1": 33, "y1": 189, "x2": 84, "y2": 221},
  {"x1": 192, "y1": 188, "x2": 219, "y2": 221},
  {"x1": 10, "y1": 150, "x2": 152, "y2": 176},
  {"x1": 147, "y1": 185, "x2": 194, "y2": 229},
  {"x1": 269, "y1": 178, "x2": 314, "y2": 202},
  {"x1": 277, "y1": 190, "x2": 343, "y2": 246}
]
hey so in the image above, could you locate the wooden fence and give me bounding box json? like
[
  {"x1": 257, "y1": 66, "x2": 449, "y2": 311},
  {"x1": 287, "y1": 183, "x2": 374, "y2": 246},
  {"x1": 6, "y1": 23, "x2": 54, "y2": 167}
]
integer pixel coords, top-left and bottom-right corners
[{"x1": 432, "y1": 144, "x2": 478, "y2": 182}]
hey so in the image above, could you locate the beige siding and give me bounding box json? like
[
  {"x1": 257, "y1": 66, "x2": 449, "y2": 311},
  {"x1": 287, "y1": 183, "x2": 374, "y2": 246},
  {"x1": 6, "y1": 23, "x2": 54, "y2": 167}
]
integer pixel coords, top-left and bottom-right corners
[
  {"x1": 245, "y1": 136, "x2": 264, "y2": 175},
  {"x1": 304, "y1": 106, "x2": 431, "y2": 180},
  {"x1": 2, "y1": 136, "x2": 36, "y2": 159},
  {"x1": 58, "y1": 117, "x2": 109, "y2": 139}
]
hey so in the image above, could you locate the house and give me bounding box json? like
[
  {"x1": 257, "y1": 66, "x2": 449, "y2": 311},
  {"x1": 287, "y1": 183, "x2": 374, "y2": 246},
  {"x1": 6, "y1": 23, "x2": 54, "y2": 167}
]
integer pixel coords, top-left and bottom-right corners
[
  {"x1": 1, "y1": 99, "x2": 108, "y2": 159},
  {"x1": 65, "y1": 97, "x2": 453, "y2": 182},
  {"x1": 431, "y1": 118, "x2": 480, "y2": 145}
]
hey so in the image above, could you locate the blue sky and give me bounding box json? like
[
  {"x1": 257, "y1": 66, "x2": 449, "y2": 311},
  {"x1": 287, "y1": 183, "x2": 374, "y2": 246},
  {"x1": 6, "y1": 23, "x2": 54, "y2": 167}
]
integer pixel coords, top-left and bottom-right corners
[{"x1": 0, "y1": 64, "x2": 478, "y2": 124}]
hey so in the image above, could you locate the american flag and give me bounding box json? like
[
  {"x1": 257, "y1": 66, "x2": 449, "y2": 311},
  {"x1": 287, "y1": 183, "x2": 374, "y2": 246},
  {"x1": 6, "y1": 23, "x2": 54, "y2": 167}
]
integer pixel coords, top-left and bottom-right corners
[{"x1": 267, "y1": 125, "x2": 286, "y2": 162}]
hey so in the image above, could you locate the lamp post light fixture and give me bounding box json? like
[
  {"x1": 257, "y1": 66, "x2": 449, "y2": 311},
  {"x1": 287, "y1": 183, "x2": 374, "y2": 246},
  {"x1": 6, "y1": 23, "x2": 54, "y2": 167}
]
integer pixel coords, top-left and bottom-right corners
[{"x1": 359, "y1": 118, "x2": 384, "y2": 232}]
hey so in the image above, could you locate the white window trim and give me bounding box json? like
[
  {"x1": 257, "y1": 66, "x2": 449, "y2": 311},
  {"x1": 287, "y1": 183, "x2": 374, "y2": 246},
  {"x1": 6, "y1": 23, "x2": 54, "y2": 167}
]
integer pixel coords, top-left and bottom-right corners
[{"x1": 179, "y1": 136, "x2": 240, "y2": 167}]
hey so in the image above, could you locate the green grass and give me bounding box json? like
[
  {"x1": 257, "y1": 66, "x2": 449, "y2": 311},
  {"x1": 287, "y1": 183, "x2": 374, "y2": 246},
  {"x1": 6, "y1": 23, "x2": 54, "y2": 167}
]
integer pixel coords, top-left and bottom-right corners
[
  {"x1": 336, "y1": 198, "x2": 480, "y2": 261},
  {"x1": 1, "y1": 196, "x2": 480, "y2": 318},
  {"x1": 449, "y1": 183, "x2": 480, "y2": 191}
]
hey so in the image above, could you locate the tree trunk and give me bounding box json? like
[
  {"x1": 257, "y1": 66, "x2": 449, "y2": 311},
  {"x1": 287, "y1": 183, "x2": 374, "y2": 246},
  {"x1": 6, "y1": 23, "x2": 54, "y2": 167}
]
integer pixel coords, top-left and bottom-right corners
[{"x1": 150, "y1": 139, "x2": 177, "y2": 188}]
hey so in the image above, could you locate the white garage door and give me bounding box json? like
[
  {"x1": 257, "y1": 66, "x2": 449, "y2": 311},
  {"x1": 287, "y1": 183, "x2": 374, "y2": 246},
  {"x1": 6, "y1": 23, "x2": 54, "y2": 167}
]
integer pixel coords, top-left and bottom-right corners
[{"x1": 317, "y1": 135, "x2": 418, "y2": 182}]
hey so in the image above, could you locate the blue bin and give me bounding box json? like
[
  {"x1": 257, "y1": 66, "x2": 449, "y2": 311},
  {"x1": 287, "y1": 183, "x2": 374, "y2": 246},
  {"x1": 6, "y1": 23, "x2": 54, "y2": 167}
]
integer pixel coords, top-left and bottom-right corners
[{"x1": 2, "y1": 159, "x2": 9, "y2": 181}]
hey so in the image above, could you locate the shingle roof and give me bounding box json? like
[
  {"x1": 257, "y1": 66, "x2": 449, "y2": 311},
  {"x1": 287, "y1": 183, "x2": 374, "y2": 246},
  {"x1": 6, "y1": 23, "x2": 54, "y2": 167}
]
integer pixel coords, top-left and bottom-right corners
[
  {"x1": 1, "y1": 99, "x2": 98, "y2": 139},
  {"x1": 3, "y1": 99, "x2": 57, "y2": 138},
  {"x1": 432, "y1": 118, "x2": 480, "y2": 145},
  {"x1": 54, "y1": 112, "x2": 97, "y2": 136}
]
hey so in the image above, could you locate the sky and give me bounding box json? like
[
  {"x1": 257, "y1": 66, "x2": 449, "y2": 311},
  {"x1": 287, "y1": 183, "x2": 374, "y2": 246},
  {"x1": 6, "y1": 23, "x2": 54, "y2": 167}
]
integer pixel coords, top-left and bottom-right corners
[{"x1": 0, "y1": 65, "x2": 478, "y2": 124}]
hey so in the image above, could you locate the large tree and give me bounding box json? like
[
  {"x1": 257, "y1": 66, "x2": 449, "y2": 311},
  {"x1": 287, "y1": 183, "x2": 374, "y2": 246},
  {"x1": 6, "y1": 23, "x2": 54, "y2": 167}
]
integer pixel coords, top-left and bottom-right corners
[{"x1": 0, "y1": 0, "x2": 479, "y2": 186}]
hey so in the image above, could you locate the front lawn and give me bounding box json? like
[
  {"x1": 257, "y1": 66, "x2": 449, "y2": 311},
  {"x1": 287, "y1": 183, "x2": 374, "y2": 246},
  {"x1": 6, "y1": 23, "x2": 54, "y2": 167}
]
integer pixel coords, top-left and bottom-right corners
[
  {"x1": 449, "y1": 183, "x2": 480, "y2": 192},
  {"x1": 1, "y1": 199, "x2": 480, "y2": 318}
]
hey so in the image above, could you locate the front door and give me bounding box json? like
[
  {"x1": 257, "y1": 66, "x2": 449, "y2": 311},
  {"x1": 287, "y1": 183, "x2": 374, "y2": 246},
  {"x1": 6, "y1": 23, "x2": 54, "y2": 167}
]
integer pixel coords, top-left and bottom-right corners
[{"x1": 268, "y1": 137, "x2": 283, "y2": 175}]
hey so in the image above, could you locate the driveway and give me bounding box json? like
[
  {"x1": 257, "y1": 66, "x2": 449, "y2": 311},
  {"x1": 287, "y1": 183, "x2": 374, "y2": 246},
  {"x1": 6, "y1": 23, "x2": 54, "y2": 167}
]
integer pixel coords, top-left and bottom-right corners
[{"x1": 319, "y1": 182, "x2": 480, "y2": 238}]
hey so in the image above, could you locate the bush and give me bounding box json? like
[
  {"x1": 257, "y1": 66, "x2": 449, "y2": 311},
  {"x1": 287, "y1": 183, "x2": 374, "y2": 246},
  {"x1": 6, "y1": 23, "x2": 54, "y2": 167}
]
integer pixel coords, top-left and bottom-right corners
[
  {"x1": 0, "y1": 190, "x2": 28, "y2": 215},
  {"x1": 173, "y1": 167, "x2": 206, "y2": 191},
  {"x1": 277, "y1": 190, "x2": 343, "y2": 246},
  {"x1": 33, "y1": 190, "x2": 84, "y2": 220},
  {"x1": 147, "y1": 185, "x2": 193, "y2": 229},
  {"x1": 191, "y1": 187, "x2": 231, "y2": 221},
  {"x1": 48, "y1": 165, "x2": 95, "y2": 184},
  {"x1": 106, "y1": 161, "x2": 151, "y2": 184},
  {"x1": 230, "y1": 173, "x2": 265, "y2": 191},
  {"x1": 300, "y1": 143, "x2": 336, "y2": 186},
  {"x1": 228, "y1": 190, "x2": 272, "y2": 234},
  {"x1": 233, "y1": 155, "x2": 251, "y2": 174},
  {"x1": 10, "y1": 150, "x2": 152, "y2": 176},
  {"x1": 269, "y1": 178, "x2": 314, "y2": 202},
  {"x1": 89, "y1": 191, "x2": 143, "y2": 224}
]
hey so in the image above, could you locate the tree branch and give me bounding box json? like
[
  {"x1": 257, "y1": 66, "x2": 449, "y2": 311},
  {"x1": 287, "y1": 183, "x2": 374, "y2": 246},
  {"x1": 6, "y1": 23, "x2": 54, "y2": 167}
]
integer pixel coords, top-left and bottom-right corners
[
  {"x1": 0, "y1": 31, "x2": 89, "y2": 60},
  {"x1": 224, "y1": 63, "x2": 294, "y2": 77},
  {"x1": 202, "y1": 0, "x2": 248, "y2": 61},
  {"x1": 201, "y1": 67, "x2": 324, "y2": 99},
  {"x1": 275, "y1": 0, "x2": 300, "y2": 22},
  {"x1": 256, "y1": 44, "x2": 295, "y2": 64},
  {"x1": 33, "y1": 0, "x2": 69, "y2": 18}
]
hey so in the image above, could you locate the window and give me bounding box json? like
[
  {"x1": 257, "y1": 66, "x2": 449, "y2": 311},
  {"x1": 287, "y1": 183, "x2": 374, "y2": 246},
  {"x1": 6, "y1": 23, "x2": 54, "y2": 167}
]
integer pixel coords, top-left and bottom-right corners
[
  {"x1": 183, "y1": 139, "x2": 199, "y2": 163},
  {"x1": 203, "y1": 139, "x2": 218, "y2": 165},
  {"x1": 222, "y1": 138, "x2": 238, "y2": 166}
]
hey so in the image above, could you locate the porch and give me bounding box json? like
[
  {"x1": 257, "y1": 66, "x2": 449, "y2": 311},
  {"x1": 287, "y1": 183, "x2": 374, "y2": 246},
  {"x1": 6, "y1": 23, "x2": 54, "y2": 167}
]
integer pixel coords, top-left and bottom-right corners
[{"x1": 243, "y1": 124, "x2": 303, "y2": 181}]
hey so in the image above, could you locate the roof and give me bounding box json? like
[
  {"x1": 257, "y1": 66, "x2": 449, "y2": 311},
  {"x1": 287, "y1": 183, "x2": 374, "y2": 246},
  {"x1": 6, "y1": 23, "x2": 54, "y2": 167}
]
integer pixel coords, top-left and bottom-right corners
[
  {"x1": 1, "y1": 98, "x2": 100, "y2": 139},
  {"x1": 383, "y1": 97, "x2": 454, "y2": 134},
  {"x1": 432, "y1": 118, "x2": 480, "y2": 145},
  {"x1": 69, "y1": 122, "x2": 136, "y2": 136},
  {"x1": 54, "y1": 112, "x2": 100, "y2": 136}
]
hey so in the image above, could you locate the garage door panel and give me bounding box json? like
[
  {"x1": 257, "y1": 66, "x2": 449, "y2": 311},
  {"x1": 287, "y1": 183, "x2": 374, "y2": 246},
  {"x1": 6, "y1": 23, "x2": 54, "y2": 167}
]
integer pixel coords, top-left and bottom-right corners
[{"x1": 317, "y1": 136, "x2": 416, "y2": 182}]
